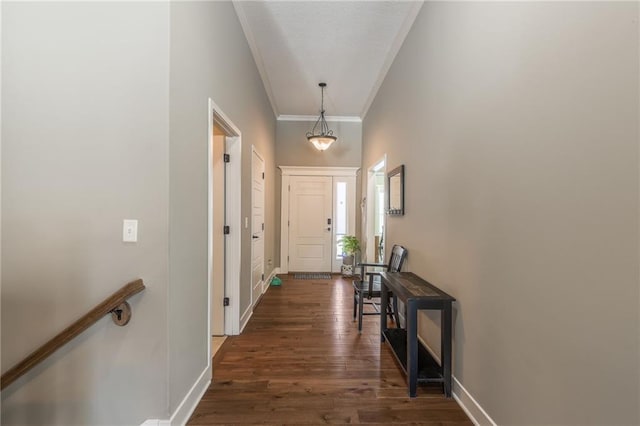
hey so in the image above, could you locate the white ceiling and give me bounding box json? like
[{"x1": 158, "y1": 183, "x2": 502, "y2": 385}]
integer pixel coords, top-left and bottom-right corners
[{"x1": 233, "y1": 1, "x2": 423, "y2": 120}]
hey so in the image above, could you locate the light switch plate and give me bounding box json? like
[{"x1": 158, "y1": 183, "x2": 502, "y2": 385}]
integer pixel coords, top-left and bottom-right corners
[{"x1": 123, "y1": 219, "x2": 138, "y2": 242}]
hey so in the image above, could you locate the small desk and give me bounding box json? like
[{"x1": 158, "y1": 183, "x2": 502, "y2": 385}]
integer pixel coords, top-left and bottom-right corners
[{"x1": 379, "y1": 271, "x2": 455, "y2": 398}]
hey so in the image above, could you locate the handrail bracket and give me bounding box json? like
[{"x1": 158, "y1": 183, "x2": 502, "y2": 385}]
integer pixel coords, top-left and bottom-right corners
[{"x1": 110, "y1": 302, "x2": 132, "y2": 326}]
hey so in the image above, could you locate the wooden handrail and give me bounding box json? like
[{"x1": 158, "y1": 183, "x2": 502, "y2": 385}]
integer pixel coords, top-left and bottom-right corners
[{"x1": 1, "y1": 278, "x2": 145, "y2": 390}]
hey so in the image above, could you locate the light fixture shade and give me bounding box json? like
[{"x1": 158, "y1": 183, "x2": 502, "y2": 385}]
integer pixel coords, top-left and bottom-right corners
[
  {"x1": 306, "y1": 82, "x2": 337, "y2": 151},
  {"x1": 308, "y1": 135, "x2": 337, "y2": 151}
]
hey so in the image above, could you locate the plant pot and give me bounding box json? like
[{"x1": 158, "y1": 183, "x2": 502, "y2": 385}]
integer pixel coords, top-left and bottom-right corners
[{"x1": 341, "y1": 254, "x2": 355, "y2": 277}]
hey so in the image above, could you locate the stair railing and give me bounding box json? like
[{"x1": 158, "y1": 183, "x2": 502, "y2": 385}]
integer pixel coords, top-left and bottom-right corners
[{"x1": 1, "y1": 278, "x2": 145, "y2": 390}]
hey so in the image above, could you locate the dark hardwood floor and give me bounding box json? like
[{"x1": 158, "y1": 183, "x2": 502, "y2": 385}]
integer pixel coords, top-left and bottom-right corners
[{"x1": 188, "y1": 274, "x2": 471, "y2": 425}]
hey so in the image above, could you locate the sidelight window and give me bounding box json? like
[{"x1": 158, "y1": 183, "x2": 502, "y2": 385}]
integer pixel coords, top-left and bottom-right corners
[{"x1": 335, "y1": 181, "x2": 347, "y2": 258}]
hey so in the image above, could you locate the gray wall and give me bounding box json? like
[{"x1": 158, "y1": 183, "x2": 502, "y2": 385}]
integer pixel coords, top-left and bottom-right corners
[
  {"x1": 363, "y1": 2, "x2": 639, "y2": 424},
  {"x1": 2, "y1": 1, "x2": 276, "y2": 423},
  {"x1": 275, "y1": 120, "x2": 362, "y2": 266},
  {"x1": 168, "y1": 1, "x2": 276, "y2": 412},
  {"x1": 276, "y1": 120, "x2": 362, "y2": 168},
  {"x1": 2, "y1": 3, "x2": 170, "y2": 424}
]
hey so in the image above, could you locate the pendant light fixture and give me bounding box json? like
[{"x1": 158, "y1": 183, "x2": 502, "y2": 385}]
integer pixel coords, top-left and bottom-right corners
[{"x1": 306, "y1": 82, "x2": 337, "y2": 151}]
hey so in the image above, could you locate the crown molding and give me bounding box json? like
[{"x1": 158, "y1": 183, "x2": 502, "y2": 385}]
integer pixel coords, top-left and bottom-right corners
[
  {"x1": 361, "y1": 1, "x2": 424, "y2": 119},
  {"x1": 233, "y1": 1, "x2": 279, "y2": 118},
  {"x1": 277, "y1": 115, "x2": 362, "y2": 123}
]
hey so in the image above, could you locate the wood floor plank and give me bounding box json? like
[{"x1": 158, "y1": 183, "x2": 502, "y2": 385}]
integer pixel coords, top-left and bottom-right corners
[{"x1": 188, "y1": 275, "x2": 471, "y2": 425}]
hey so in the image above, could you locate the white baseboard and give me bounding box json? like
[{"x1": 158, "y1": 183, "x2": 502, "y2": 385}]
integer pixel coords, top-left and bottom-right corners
[
  {"x1": 140, "y1": 420, "x2": 169, "y2": 426},
  {"x1": 418, "y1": 336, "x2": 496, "y2": 426},
  {"x1": 452, "y1": 377, "x2": 497, "y2": 426},
  {"x1": 141, "y1": 364, "x2": 211, "y2": 426},
  {"x1": 262, "y1": 268, "x2": 280, "y2": 293},
  {"x1": 240, "y1": 304, "x2": 253, "y2": 333},
  {"x1": 169, "y1": 363, "x2": 211, "y2": 426},
  {"x1": 418, "y1": 334, "x2": 441, "y2": 364}
]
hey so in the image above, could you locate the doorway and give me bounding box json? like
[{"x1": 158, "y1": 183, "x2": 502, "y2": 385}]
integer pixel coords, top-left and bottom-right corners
[
  {"x1": 279, "y1": 166, "x2": 358, "y2": 274},
  {"x1": 208, "y1": 98, "x2": 242, "y2": 352},
  {"x1": 366, "y1": 157, "x2": 386, "y2": 263}
]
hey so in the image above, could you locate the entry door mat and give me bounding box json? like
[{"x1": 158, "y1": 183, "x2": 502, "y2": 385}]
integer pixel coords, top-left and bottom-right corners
[{"x1": 293, "y1": 273, "x2": 332, "y2": 280}]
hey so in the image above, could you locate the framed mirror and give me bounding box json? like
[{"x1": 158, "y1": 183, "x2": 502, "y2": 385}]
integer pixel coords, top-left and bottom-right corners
[{"x1": 387, "y1": 165, "x2": 404, "y2": 216}]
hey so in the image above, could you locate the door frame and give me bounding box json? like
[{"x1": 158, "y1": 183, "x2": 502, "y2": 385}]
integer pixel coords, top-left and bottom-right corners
[
  {"x1": 208, "y1": 98, "x2": 242, "y2": 339},
  {"x1": 279, "y1": 166, "x2": 359, "y2": 274},
  {"x1": 365, "y1": 156, "x2": 387, "y2": 263}
]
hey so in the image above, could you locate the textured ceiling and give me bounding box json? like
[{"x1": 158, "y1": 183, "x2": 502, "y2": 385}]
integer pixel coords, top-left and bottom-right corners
[{"x1": 233, "y1": 1, "x2": 423, "y2": 119}]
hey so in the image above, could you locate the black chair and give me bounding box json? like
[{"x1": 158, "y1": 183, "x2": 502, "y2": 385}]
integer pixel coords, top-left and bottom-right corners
[{"x1": 353, "y1": 245, "x2": 408, "y2": 333}]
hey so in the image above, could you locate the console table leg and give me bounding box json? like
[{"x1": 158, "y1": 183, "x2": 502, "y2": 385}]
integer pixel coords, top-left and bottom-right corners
[
  {"x1": 442, "y1": 303, "x2": 453, "y2": 397},
  {"x1": 358, "y1": 291, "x2": 364, "y2": 333},
  {"x1": 380, "y1": 282, "x2": 388, "y2": 342},
  {"x1": 407, "y1": 300, "x2": 418, "y2": 397}
]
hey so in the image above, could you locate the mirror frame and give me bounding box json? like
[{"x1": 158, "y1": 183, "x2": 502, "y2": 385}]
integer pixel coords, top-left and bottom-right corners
[{"x1": 386, "y1": 165, "x2": 404, "y2": 216}]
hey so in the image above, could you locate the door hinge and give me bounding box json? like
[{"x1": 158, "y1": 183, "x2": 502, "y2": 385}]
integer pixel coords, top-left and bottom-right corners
[
  {"x1": 262, "y1": 223, "x2": 264, "y2": 231},
  {"x1": 223, "y1": 225, "x2": 230, "y2": 235},
  {"x1": 223, "y1": 297, "x2": 230, "y2": 306},
  {"x1": 288, "y1": 220, "x2": 290, "y2": 227},
  {"x1": 288, "y1": 185, "x2": 290, "y2": 192},
  {"x1": 223, "y1": 154, "x2": 230, "y2": 163},
  {"x1": 261, "y1": 273, "x2": 265, "y2": 281},
  {"x1": 262, "y1": 172, "x2": 265, "y2": 179}
]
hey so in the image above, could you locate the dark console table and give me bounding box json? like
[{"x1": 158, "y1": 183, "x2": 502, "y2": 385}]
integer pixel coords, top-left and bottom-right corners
[{"x1": 379, "y1": 271, "x2": 455, "y2": 398}]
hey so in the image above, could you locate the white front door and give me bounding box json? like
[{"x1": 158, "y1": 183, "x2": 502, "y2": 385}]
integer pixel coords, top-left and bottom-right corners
[
  {"x1": 288, "y1": 176, "x2": 333, "y2": 272},
  {"x1": 251, "y1": 147, "x2": 265, "y2": 308}
]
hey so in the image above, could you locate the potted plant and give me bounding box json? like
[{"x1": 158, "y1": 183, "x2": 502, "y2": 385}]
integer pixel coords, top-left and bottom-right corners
[{"x1": 339, "y1": 235, "x2": 360, "y2": 277}]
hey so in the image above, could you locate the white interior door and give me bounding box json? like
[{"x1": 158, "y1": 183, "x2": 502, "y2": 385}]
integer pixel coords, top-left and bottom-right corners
[
  {"x1": 251, "y1": 147, "x2": 265, "y2": 308},
  {"x1": 288, "y1": 176, "x2": 333, "y2": 272}
]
